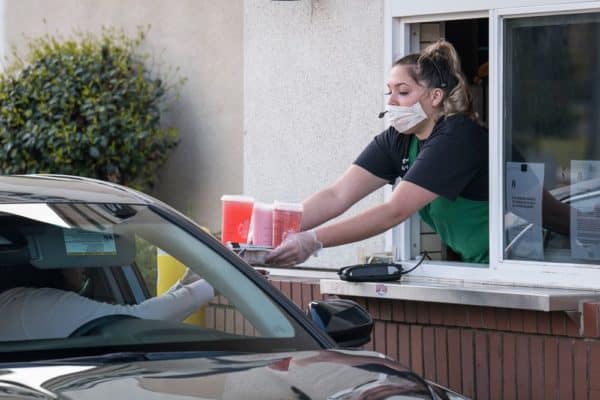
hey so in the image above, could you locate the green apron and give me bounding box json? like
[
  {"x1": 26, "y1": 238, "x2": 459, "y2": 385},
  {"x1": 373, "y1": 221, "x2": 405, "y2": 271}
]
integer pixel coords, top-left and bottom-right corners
[{"x1": 408, "y1": 136, "x2": 489, "y2": 263}]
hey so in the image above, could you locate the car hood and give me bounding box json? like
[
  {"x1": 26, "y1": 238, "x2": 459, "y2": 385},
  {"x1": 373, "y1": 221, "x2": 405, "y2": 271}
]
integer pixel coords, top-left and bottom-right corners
[{"x1": 0, "y1": 349, "x2": 435, "y2": 399}]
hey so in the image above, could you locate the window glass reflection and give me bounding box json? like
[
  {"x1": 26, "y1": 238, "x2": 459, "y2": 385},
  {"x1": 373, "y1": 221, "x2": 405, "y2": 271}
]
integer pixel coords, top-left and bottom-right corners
[{"x1": 503, "y1": 12, "x2": 600, "y2": 263}]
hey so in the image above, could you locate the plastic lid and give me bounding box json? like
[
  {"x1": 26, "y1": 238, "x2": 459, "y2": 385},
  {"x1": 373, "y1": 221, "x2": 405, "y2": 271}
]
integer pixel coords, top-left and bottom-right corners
[
  {"x1": 273, "y1": 200, "x2": 303, "y2": 212},
  {"x1": 221, "y1": 194, "x2": 254, "y2": 203},
  {"x1": 253, "y1": 202, "x2": 273, "y2": 210}
]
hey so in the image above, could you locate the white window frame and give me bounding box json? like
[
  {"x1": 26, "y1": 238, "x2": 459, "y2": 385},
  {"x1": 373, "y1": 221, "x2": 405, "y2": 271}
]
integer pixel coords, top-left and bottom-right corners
[{"x1": 386, "y1": 0, "x2": 600, "y2": 290}]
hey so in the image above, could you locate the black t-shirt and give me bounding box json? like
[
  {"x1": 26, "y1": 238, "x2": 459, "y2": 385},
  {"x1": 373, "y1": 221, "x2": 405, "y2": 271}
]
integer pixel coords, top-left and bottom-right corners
[
  {"x1": 354, "y1": 126, "x2": 413, "y2": 184},
  {"x1": 354, "y1": 114, "x2": 488, "y2": 201}
]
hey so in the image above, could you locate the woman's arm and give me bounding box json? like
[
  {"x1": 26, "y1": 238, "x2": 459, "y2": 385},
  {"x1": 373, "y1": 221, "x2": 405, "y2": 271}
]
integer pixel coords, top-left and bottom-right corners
[
  {"x1": 301, "y1": 165, "x2": 388, "y2": 230},
  {"x1": 316, "y1": 180, "x2": 437, "y2": 247},
  {"x1": 266, "y1": 180, "x2": 437, "y2": 265}
]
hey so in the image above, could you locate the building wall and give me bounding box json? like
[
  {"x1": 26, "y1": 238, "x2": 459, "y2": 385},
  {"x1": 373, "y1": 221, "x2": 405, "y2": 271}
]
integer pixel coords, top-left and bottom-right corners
[
  {"x1": 244, "y1": 0, "x2": 388, "y2": 267},
  {"x1": 2, "y1": 0, "x2": 243, "y2": 232},
  {"x1": 273, "y1": 277, "x2": 600, "y2": 400}
]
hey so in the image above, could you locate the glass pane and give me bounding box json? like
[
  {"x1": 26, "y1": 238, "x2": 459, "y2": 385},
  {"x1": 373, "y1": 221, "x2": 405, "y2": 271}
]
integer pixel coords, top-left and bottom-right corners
[
  {"x1": 503, "y1": 12, "x2": 600, "y2": 264},
  {"x1": 0, "y1": 203, "x2": 319, "y2": 355}
]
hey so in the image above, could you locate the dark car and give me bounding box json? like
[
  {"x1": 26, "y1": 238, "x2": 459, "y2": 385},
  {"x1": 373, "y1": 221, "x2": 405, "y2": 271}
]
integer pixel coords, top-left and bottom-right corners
[{"x1": 0, "y1": 175, "x2": 468, "y2": 399}]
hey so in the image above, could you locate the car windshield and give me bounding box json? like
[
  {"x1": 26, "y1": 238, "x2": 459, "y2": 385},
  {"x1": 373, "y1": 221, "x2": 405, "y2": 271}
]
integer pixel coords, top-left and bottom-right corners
[{"x1": 0, "y1": 202, "x2": 320, "y2": 360}]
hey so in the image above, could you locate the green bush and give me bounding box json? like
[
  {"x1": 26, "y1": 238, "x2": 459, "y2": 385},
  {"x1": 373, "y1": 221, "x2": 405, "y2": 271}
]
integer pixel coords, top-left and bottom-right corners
[{"x1": 0, "y1": 27, "x2": 185, "y2": 191}]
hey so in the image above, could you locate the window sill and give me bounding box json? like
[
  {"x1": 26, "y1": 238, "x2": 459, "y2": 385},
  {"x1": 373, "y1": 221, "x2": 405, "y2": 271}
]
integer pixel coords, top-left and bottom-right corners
[
  {"x1": 319, "y1": 275, "x2": 600, "y2": 311},
  {"x1": 262, "y1": 265, "x2": 600, "y2": 311}
]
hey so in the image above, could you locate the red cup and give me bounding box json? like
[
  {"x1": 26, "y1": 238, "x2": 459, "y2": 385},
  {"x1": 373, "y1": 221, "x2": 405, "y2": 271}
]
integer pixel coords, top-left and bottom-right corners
[
  {"x1": 272, "y1": 201, "x2": 303, "y2": 247},
  {"x1": 221, "y1": 195, "x2": 254, "y2": 244}
]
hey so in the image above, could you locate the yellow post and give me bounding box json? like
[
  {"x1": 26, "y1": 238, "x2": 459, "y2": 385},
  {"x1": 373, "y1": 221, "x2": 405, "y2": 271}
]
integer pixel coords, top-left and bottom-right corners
[{"x1": 156, "y1": 248, "x2": 205, "y2": 326}]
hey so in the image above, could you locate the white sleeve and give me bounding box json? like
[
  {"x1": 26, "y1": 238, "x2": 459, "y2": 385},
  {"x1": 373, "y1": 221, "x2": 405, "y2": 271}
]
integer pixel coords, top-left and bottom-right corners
[{"x1": 20, "y1": 280, "x2": 214, "y2": 339}]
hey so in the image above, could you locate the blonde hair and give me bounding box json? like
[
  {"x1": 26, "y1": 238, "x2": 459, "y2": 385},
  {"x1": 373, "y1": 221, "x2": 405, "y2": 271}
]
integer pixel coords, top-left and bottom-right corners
[{"x1": 417, "y1": 40, "x2": 476, "y2": 120}]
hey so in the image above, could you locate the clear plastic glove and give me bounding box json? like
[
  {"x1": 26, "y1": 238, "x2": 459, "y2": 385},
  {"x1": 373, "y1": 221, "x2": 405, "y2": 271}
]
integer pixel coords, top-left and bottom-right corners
[{"x1": 265, "y1": 230, "x2": 323, "y2": 266}]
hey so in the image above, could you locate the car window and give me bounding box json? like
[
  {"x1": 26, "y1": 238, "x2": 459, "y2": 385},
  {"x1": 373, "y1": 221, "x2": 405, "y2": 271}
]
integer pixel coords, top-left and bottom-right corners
[{"x1": 0, "y1": 203, "x2": 320, "y2": 358}]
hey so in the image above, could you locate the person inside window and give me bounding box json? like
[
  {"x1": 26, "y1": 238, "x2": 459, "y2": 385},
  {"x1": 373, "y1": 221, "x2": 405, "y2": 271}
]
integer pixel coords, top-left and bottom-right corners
[
  {"x1": 266, "y1": 40, "x2": 489, "y2": 266},
  {"x1": 0, "y1": 266, "x2": 213, "y2": 341}
]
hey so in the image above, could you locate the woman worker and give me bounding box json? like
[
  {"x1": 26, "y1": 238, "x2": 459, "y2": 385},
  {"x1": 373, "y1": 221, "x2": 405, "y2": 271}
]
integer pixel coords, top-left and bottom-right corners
[{"x1": 266, "y1": 40, "x2": 489, "y2": 266}]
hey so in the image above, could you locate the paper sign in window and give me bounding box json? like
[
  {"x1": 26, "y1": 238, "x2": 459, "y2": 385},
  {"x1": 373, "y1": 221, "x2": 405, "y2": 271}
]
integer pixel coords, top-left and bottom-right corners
[
  {"x1": 63, "y1": 228, "x2": 117, "y2": 255},
  {"x1": 505, "y1": 162, "x2": 544, "y2": 259},
  {"x1": 570, "y1": 160, "x2": 600, "y2": 260}
]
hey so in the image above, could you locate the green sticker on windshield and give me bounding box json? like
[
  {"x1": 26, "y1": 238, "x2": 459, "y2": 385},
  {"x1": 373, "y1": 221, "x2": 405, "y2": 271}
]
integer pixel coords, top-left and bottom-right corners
[{"x1": 63, "y1": 228, "x2": 117, "y2": 255}]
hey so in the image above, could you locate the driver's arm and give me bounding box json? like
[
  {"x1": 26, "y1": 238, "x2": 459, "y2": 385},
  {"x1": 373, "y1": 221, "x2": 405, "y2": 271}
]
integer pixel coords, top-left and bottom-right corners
[{"x1": 20, "y1": 280, "x2": 214, "y2": 339}]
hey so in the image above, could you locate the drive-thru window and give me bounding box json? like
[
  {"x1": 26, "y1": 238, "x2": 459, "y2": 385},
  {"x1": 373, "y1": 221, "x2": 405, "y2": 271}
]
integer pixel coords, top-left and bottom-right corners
[{"x1": 247, "y1": 2, "x2": 600, "y2": 398}]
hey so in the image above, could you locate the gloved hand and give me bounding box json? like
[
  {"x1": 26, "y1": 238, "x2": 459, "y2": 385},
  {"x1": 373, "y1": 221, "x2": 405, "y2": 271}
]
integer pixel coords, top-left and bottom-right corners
[{"x1": 265, "y1": 230, "x2": 323, "y2": 266}]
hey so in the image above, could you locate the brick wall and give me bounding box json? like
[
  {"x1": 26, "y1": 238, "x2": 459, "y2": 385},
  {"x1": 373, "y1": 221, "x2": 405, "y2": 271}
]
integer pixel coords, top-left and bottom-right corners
[{"x1": 270, "y1": 278, "x2": 600, "y2": 400}]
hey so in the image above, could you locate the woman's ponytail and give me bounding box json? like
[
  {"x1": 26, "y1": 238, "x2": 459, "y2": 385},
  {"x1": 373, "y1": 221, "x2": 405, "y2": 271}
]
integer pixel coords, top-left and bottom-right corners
[{"x1": 417, "y1": 40, "x2": 477, "y2": 120}]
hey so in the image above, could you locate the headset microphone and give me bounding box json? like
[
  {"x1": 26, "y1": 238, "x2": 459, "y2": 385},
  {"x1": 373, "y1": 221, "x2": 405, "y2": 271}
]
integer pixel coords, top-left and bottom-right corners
[{"x1": 378, "y1": 110, "x2": 388, "y2": 119}]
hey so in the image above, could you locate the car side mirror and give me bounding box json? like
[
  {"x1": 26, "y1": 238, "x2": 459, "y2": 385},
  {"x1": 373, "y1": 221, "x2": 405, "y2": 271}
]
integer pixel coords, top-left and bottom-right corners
[{"x1": 307, "y1": 299, "x2": 373, "y2": 348}]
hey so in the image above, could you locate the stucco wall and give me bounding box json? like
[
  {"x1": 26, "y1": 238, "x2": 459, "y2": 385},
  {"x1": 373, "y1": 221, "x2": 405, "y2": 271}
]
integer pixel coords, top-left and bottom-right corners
[
  {"x1": 2, "y1": 0, "x2": 243, "y2": 232},
  {"x1": 244, "y1": 0, "x2": 387, "y2": 267}
]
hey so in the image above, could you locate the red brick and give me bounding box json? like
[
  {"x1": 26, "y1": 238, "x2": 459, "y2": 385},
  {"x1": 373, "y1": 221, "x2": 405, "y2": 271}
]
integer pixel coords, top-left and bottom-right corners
[
  {"x1": 279, "y1": 281, "x2": 292, "y2": 300},
  {"x1": 573, "y1": 340, "x2": 588, "y2": 400},
  {"x1": 225, "y1": 308, "x2": 235, "y2": 334},
  {"x1": 367, "y1": 298, "x2": 380, "y2": 319},
  {"x1": 503, "y1": 333, "x2": 517, "y2": 400},
  {"x1": 442, "y1": 303, "x2": 458, "y2": 326},
  {"x1": 558, "y1": 339, "x2": 573, "y2": 400},
  {"x1": 386, "y1": 322, "x2": 398, "y2": 361},
  {"x1": 537, "y1": 312, "x2": 553, "y2": 335},
  {"x1": 447, "y1": 329, "x2": 462, "y2": 394},
  {"x1": 398, "y1": 324, "x2": 411, "y2": 367},
  {"x1": 468, "y1": 306, "x2": 484, "y2": 329},
  {"x1": 583, "y1": 302, "x2": 600, "y2": 337},
  {"x1": 530, "y1": 336, "x2": 545, "y2": 400},
  {"x1": 496, "y1": 308, "x2": 511, "y2": 331},
  {"x1": 311, "y1": 282, "x2": 322, "y2": 300},
  {"x1": 234, "y1": 311, "x2": 245, "y2": 335},
  {"x1": 270, "y1": 280, "x2": 282, "y2": 291},
  {"x1": 523, "y1": 310, "x2": 538, "y2": 333},
  {"x1": 301, "y1": 283, "x2": 312, "y2": 311},
  {"x1": 417, "y1": 302, "x2": 430, "y2": 324},
  {"x1": 590, "y1": 342, "x2": 600, "y2": 391},
  {"x1": 552, "y1": 312, "x2": 567, "y2": 336},
  {"x1": 244, "y1": 318, "x2": 254, "y2": 336},
  {"x1": 410, "y1": 325, "x2": 423, "y2": 375},
  {"x1": 591, "y1": 390, "x2": 600, "y2": 400},
  {"x1": 373, "y1": 321, "x2": 386, "y2": 355},
  {"x1": 205, "y1": 306, "x2": 215, "y2": 329},
  {"x1": 567, "y1": 316, "x2": 581, "y2": 338},
  {"x1": 215, "y1": 307, "x2": 225, "y2": 331},
  {"x1": 461, "y1": 330, "x2": 475, "y2": 399},
  {"x1": 435, "y1": 328, "x2": 448, "y2": 387},
  {"x1": 509, "y1": 309, "x2": 524, "y2": 332},
  {"x1": 545, "y1": 337, "x2": 559, "y2": 400},
  {"x1": 404, "y1": 301, "x2": 417, "y2": 323},
  {"x1": 392, "y1": 301, "x2": 405, "y2": 322},
  {"x1": 475, "y1": 331, "x2": 490, "y2": 400},
  {"x1": 291, "y1": 282, "x2": 303, "y2": 307},
  {"x1": 483, "y1": 308, "x2": 497, "y2": 330},
  {"x1": 429, "y1": 303, "x2": 444, "y2": 325},
  {"x1": 380, "y1": 300, "x2": 392, "y2": 321},
  {"x1": 423, "y1": 327, "x2": 436, "y2": 381},
  {"x1": 489, "y1": 333, "x2": 503, "y2": 400},
  {"x1": 516, "y1": 335, "x2": 531, "y2": 400}
]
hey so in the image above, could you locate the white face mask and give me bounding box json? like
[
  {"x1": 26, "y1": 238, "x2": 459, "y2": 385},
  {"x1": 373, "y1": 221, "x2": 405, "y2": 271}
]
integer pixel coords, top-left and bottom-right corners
[{"x1": 384, "y1": 102, "x2": 428, "y2": 133}]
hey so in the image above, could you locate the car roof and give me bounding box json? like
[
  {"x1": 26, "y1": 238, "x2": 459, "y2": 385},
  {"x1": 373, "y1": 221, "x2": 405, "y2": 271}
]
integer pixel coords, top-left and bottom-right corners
[{"x1": 0, "y1": 175, "x2": 152, "y2": 204}]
